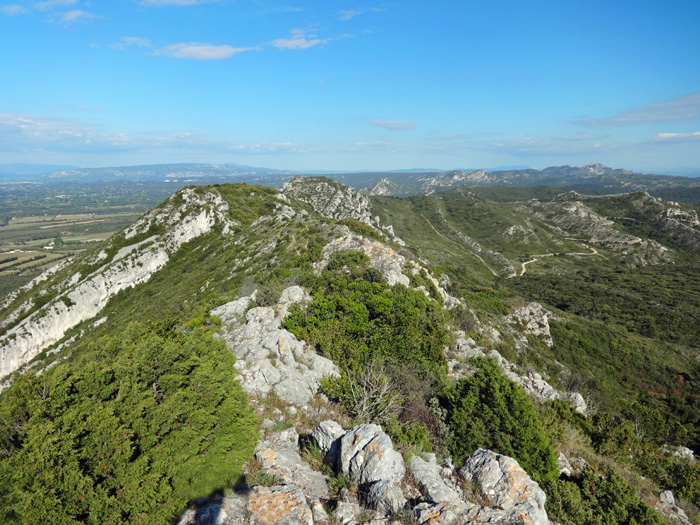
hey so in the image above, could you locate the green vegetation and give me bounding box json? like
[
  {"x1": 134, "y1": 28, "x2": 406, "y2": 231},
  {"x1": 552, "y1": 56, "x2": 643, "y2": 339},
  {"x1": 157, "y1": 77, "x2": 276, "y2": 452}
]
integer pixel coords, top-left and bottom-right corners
[
  {"x1": 0, "y1": 321, "x2": 257, "y2": 524},
  {"x1": 441, "y1": 358, "x2": 558, "y2": 483}
]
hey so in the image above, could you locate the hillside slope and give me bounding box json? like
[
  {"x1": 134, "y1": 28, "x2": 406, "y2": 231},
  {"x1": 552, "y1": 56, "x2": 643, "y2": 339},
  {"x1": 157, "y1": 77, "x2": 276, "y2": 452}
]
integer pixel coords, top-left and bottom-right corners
[{"x1": 1, "y1": 179, "x2": 698, "y2": 524}]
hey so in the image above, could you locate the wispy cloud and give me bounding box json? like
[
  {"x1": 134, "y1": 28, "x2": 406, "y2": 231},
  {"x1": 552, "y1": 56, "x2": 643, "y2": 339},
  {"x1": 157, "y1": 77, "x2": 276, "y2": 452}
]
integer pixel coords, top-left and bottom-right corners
[
  {"x1": 486, "y1": 135, "x2": 607, "y2": 156},
  {"x1": 654, "y1": 131, "x2": 700, "y2": 143},
  {"x1": 578, "y1": 92, "x2": 700, "y2": 128},
  {"x1": 1, "y1": 4, "x2": 29, "y2": 15},
  {"x1": 60, "y1": 9, "x2": 99, "y2": 22},
  {"x1": 270, "y1": 28, "x2": 347, "y2": 50},
  {"x1": 339, "y1": 9, "x2": 363, "y2": 21},
  {"x1": 0, "y1": 112, "x2": 308, "y2": 156},
  {"x1": 338, "y1": 7, "x2": 386, "y2": 20},
  {"x1": 35, "y1": 0, "x2": 76, "y2": 10},
  {"x1": 108, "y1": 37, "x2": 152, "y2": 50},
  {"x1": 153, "y1": 42, "x2": 256, "y2": 60},
  {"x1": 371, "y1": 120, "x2": 416, "y2": 131}
]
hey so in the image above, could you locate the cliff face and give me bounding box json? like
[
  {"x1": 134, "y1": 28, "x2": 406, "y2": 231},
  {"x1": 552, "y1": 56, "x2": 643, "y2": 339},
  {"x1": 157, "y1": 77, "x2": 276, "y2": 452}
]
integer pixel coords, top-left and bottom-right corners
[{"x1": 0, "y1": 188, "x2": 236, "y2": 381}]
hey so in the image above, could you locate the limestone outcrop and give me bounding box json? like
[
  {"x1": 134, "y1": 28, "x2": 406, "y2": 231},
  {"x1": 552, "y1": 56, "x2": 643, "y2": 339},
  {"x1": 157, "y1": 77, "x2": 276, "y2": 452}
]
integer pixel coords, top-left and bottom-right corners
[
  {"x1": 213, "y1": 286, "x2": 340, "y2": 406},
  {"x1": 180, "y1": 422, "x2": 551, "y2": 525},
  {"x1": 1, "y1": 188, "x2": 236, "y2": 382}
]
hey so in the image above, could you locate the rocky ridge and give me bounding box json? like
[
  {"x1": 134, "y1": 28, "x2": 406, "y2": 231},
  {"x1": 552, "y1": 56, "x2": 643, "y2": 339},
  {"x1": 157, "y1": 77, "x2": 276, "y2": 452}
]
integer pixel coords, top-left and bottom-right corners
[
  {"x1": 179, "y1": 421, "x2": 551, "y2": 525},
  {"x1": 0, "y1": 188, "x2": 236, "y2": 382}
]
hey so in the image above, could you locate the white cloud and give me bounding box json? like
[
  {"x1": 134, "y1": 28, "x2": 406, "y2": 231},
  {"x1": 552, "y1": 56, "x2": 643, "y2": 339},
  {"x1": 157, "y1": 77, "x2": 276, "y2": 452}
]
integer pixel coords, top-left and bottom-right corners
[
  {"x1": 0, "y1": 112, "x2": 307, "y2": 157},
  {"x1": 109, "y1": 37, "x2": 153, "y2": 50},
  {"x1": 578, "y1": 92, "x2": 700, "y2": 128},
  {"x1": 60, "y1": 9, "x2": 99, "y2": 22},
  {"x1": 35, "y1": 0, "x2": 76, "y2": 10},
  {"x1": 486, "y1": 135, "x2": 607, "y2": 156},
  {"x1": 339, "y1": 9, "x2": 363, "y2": 20},
  {"x1": 371, "y1": 120, "x2": 416, "y2": 131},
  {"x1": 270, "y1": 28, "x2": 346, "y2": 50},
  {"x1": 154, "y1": 42, "x2": 255, "y2": 60},
  {"x1": 1, "y1": 4, "x2": 28, "y2": 15},
  {"x1": 338, "y1": 7, "x2": 386, "y2": 20},
  {"x1": 654, "y1": 131, "x2": 700, "y2": 143}
]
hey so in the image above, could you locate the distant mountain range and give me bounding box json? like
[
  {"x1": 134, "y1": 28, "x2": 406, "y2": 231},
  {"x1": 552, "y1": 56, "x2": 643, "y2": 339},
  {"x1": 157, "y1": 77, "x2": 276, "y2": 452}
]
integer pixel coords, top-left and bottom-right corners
[{"x1": 2, "y1": 161, "x2": 700, "y2": 203}]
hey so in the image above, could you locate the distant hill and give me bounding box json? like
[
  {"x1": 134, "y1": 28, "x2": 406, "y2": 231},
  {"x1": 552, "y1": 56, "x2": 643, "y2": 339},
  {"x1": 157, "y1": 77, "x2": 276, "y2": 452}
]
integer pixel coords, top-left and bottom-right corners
[{"x1": 0, "y1": 163, "x2": 79, "y2": 178}]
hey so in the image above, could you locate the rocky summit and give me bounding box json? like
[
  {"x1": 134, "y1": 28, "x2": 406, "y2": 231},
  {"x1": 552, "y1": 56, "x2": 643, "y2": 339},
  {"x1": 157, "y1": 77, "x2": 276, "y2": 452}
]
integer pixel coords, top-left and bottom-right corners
[{"x1": 1, "y1": 175, "x2": 699, "y2": 525}]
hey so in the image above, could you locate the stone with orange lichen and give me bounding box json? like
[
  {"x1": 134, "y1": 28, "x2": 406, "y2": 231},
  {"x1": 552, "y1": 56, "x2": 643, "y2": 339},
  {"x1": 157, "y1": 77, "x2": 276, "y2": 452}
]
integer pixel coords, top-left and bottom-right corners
[
  {"x1": 338, "y1": 424, "x2": 405, "y2": 485},
  {"x1": 245, "y1": 485, "x2": 314, "y2": 525},
  {"x1": 458, "y1": 449, "x2": 548, "y2": 525}
]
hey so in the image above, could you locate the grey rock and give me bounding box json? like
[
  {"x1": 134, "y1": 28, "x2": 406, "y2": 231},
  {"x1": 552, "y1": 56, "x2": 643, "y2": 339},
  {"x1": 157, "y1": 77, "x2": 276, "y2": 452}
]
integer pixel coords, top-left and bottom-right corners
[
  {"x1": 410, "y1": 455, "x2": 464, "y2": 507},
  {"x1": 557, "y1": 453, "x2": 573, "y2": 477},
  {"x1": 363, "y1": 479, "x2": 407, "y2": 514},
  {"x1": 333, "y1": 501, "x2": 364, "y2": 524},
  {"x1": 413, "y1": 501, "x2": 472, "y2": 524},
  {"x1": 282, "y1": 176, "x2": 374, "y2": 225},
  {"x1": 312, "y1": 420, "x2": 346, "y2": 467},
  {"x1": 210, "y1": 292, "x2": 256, "y2": 327},
  {"x1": 246, "y1": 485, "x2": 314, "y2": 525},
  {"x1": 460, "y1": 449, "x2": 548, "y2": 525},
  {"x1": 338, "y1": 424, "x2": 406, "y2": 485},
  {"x1": 568, "y1": 457, "x2": 588, "y2": 475},
  {"x1": 218, "y1": 287, "x2": 340, "y2": 406},
  {"x1": 658, "y1": 490, "x2": 693, "y2": 525},
  {"x1": 255, "y1": 428, "x2": 329, "y2": 502},
  {"x1": 660, "y1": 490, "x2": 676, "y2": 507}
]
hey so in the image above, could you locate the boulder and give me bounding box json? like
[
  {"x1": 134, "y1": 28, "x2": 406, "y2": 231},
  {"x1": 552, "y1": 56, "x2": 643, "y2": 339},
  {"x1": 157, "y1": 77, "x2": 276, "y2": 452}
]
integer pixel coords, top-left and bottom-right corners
[
  {"x1": 312, "y1": 420, "x2": 345, "y2": 468},
  {"x1": 363, "y1": 479, "x2": 407, "y2": 514},
  {"x1": 459, "y1": 449, "x2": 548, "y2": 525},
  {"x1": 254, "y1": 428, "x2": 329, "y2": 502},
  {"x1": 410, "y1": 455, "x2": 465, "y2": 508},
  {"x1": 338, "y1": 424, "x2": 406, "y2": 486}
]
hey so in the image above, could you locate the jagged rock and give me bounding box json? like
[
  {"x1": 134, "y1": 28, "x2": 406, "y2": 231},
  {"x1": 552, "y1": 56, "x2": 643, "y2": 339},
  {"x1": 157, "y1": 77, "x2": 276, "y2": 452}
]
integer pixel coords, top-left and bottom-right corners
[
  {"x1": 658, "y1": 490, "x2": 693, "y2": 525},
  {"x1": 410, "y1": 455, "x2": 465, "y2": 508},
  {"x1": 338, "y1": 424, "x2": 406, "y2": 485},
  {"x1": 255, "y1": 428, "x2": 329, "y2": 502},
  {"x1": 210, "y1": 292, "x2": 256, "y2": 325},
  {"x1": 567, "y1": 457, "x2": 588, "y2": 476},
  {"x1": 0, "y1": 187, "x2": 236, "y2": 381},
  {"x1": 217, "y1": 288, "x2": 339, "y2": 406},
  {"x1": 246, "y1": 485, "x2": 315, "y2": 525},
  {"x1": 459, "y1": 449, "x2": 548, "y2": 525},
  {"x1": 176, "y1": 484, "x2": 314, "y2": 525},
  {"x1": 557, "y1": 453, "x2": 573, "y2": 477},
  {"x1": 504, "y1": 302, "x2": 554, "y2": 348},
  {"x1": 450, "y1": 336, "x2": 586, "y2": 415},
  {"x1": 663, "y1": 445, "x2": 696, "y2": 462},
  {"x1": 313, "y1": 230, "x2": 460, "y2": 308},
  {"x1": 282, "y1": 176, "x2": 374, "y2": 225},
  {"x1": 363, "y1": 479, "x2": 407, "y2": 514},
  {"x1": 312, "y1": 420, "x2": 345, "y2": 466},
  {"x1": 333, "y1": 501, "x2": 365, "y2": 524}
]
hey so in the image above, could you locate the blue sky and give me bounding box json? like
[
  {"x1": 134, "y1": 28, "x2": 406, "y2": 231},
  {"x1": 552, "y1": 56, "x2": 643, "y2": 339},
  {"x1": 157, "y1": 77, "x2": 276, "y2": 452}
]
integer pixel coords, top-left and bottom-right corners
[{"x1": 1, "y1": 0, "x2": 699, "y2": 172}]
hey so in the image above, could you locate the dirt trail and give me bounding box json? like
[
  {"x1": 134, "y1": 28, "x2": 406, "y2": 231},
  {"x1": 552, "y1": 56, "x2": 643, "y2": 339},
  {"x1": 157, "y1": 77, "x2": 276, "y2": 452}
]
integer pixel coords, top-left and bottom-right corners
[
  {"x1": 418, "y1": 212, "x2": 499, "y2": 277},
  {"x1": 518, "y1": 243, "x2": 605, "y2": 276}
]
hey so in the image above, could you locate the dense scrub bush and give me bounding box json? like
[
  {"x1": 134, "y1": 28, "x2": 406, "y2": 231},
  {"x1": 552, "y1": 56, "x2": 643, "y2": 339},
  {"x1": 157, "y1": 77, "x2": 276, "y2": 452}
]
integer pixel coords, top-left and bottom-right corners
[
  {"x1": 0, "y1": 322, "x2": 257, "y2": 524},
  {"x1": 440, "y1": 357, "x2": 558, "y2": 484},
  {"x1": 546, "y1": 468, "x2": 666, "y2": 525}
]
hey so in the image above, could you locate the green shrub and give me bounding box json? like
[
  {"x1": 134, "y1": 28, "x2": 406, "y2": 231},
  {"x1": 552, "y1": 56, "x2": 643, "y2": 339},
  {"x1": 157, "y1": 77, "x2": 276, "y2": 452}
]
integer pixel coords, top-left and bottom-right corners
[
  {"x1": 0, "y1": 322, "x2": 258, "y2": 524},
  {"x1": 441, "y1": 357, "x2": 558, "y2": 483}
]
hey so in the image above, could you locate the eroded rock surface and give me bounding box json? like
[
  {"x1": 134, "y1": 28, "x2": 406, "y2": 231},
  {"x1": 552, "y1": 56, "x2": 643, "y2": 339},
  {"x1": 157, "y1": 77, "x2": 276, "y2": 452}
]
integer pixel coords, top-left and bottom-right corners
[
  {"x1": 214, "y1": 286, "x2": 339, "y2": 406},
  {"x1": 460, "y1": 449, "x2": 548, "y2": 525},
  {"x1": 1, "y1": 188, "x2": 235, "y2": 381}
]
